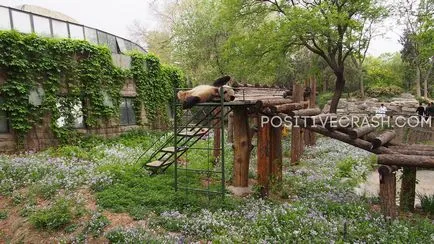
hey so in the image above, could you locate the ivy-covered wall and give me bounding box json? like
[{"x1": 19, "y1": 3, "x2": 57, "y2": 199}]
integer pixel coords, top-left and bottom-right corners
[{"x1": 0, "y1": 30, "x2": 186, "y2": 151}]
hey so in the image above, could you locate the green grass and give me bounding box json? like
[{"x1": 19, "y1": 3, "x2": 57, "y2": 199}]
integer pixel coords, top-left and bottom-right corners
[{"x1": 29, "y1": 198, "x2": 84, "y2": 230}]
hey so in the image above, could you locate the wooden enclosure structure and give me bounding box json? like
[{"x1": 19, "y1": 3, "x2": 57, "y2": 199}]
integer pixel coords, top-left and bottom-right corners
[{"x1": 219, "y1": 79, "x2": 434, "y2": 218}]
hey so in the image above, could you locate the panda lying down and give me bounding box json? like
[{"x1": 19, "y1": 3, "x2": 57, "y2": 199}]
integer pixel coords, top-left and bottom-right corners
[{"x1": 177, "y1": 76, "x2": 236, "y2": 109}]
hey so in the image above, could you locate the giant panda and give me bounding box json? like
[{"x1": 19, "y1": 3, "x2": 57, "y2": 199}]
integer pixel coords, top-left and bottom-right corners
[{"x1": 177, "y1": 76, "x2": 236, "y2": 109}]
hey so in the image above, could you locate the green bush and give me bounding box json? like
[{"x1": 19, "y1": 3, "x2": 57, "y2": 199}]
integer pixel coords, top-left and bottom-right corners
[
  {"x1": 318, "y1": 92, "x2": 334, "y2": 109},
  {"x1": 419, "y1": 194, "x2": 434, "y2": 215},
  {"x1": 0, "y1": 210, "x2": 7, "y2": 220},
  {"x1": 29, "y1": 198, "x2": 78, "y2": 230},
  {"x1": 365, "y1": 85, "x2": 403, "y2": 98},
  {"x1": 336, "y1": 157, "x2": 357, "y2": 178}
]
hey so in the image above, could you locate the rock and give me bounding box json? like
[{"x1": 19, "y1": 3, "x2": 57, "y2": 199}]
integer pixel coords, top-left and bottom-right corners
[
  {"x1": 227, "y1": 186, "x2": 253, "y2": 197},
  {"x1": 402, "y1": 107, "x2": 416, "y2": 113},
  {"x1": 322, "y1": 104, "x2": 331, "y2": 113},
  {"x1": 337, "y1": 100, "x2": 348, "y2": 109},
  {"x1": 388, "y1": 106, "x2": 401, "y2": 112}
]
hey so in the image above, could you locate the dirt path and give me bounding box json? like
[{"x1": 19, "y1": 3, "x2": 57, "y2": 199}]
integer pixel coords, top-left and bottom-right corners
[{"x1": 355, "y1": 170, "x2": 434, "y2": 207}]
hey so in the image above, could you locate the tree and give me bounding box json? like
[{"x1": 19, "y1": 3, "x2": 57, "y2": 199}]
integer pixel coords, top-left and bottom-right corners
[
  {"x1": 234, "y1": 0, "x2": 387, "y2": 112},
  {"x1": 399, "y1": 0, "x2": 434, "y2": 98}
]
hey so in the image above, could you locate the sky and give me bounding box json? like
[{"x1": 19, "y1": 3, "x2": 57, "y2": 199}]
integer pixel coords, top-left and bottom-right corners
[{"x1": 0, "y1": 0, "x2": 403, "y2": 57}]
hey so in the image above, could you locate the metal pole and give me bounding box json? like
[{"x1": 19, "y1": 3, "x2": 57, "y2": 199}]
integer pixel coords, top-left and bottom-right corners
[
  {"x1": 174, "y1": 87, "x2": 178, "y2": 192},
  {"x1": 220, "y1": 87, "x2": 225, "y2": 198}
]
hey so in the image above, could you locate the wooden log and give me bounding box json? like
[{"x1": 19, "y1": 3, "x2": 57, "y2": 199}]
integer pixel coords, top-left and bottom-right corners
[
  {"x1": 310, "y1": 126, "x2": 373, "y2": 151},
  {"x1": 227, "y1": 111, "x2": 234, "y2": 143},
  {"x1": 305, "y1": 113, "x2": 336, "y2": 126},
  {"x1": 291, "y1": 126, "x2": 302, "y2": 165},
  {"x1": 232, "y1": 107, "x2": 250, "y2": 187},
  {"x1": 257, "y1": 118, "x2": 271, "y2": 197},
  {"x1": 389, "y1": 149, "x2": 434, "y2": 156},
  {"x1": 305, "y1": 77, "x2": 317, "y2": 146},
  {"x1": 325, "y1": 117, "x2": 352, "y2": 130},
  {"x1": 290, "y1": 83, "x2": 304, "y2": 165},
  {"x1": 378, "y1": 165, "x2": 398, "y2": 218},
  {"x1": 388, "y1": 145, "x2": 434, "y2": 152},
  {"x1": 372, "y1": 130, "x2": 396, "y2": 148},
  {"x1": 261, "y1": 98, "x2": 293, "y2": 106},
  {"x1": 288, "y1": 108, "x2": 321, "y2": 117},
  {"x1": 348, "y1": 126, "x2": 376, "y2": 139},
  {"x1": 273, "y1": 102, "x2": 308, "y2": 113},
  {"x1": 213, "y1": 108, "x2": 221, "y2": 159},
  {"x1": 270, "y1": 126, "x2": 283, "y2": 185},
  {"x1": 377, "y1": 154, "x2": 434, "y2": 168},
  {"x1": 400, "y1": 167, "x2": 416, "y2": 212}
]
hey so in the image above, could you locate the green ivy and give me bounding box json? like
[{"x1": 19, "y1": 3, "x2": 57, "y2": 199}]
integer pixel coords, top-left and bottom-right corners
[
  {"x1": 130, "y1": 53, "x2": 186, "y2": 126},
  {"x1": 0, "y1": 30, "x2": 186, "y2": 147}
]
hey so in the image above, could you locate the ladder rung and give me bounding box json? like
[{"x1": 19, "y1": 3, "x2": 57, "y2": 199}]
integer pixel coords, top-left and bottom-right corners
[
  {"x1": 178, "y1": 129, "x2": 207, "y2": 137},
  {"x1": 161, "y1": 146, "x2": 188, "y2": 153},
  {"x1": 146, "y1": 160, "x2": 172, "y2": 168}
]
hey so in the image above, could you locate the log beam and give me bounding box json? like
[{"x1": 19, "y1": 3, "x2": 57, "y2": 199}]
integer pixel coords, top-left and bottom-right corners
[
  {"x1": 232, "y1": 107, "x2": 250, "y2": 187},
  {"x1": 348, "y1": 126, "x2": 376, "y2": 139},
  {"x1": 400, "y1": 167, "x2": 417, "y2": 212},
  {"x1": 270, "y1": 126, "x2": 283, "y2": 184},
  {"x1": 257, "y1": 118, "x2": 271, "y2": 197},
  {"x1": 377, "y1": 154, "x2": 434, "y2": 168},
  {"x1": 372, "y1": 130, "x2": 396, "y2": 148},
  {"x1": 378, "y1": 165, "x2": 398, "y2": 218},
  {"x1": 288, "y1": 108, "x2": 321, "y2": 117}
]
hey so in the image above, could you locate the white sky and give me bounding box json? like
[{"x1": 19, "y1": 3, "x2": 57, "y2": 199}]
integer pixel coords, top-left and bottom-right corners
[{"x1": 0, "y1": 0, "x2": 403, "y2": 57}]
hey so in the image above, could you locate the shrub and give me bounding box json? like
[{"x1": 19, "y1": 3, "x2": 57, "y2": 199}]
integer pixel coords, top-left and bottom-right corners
[
  {"x1": 419, "y1": 194, "x2": 434, "y2": 215},
  {"x1": 365, "y1": 85, "x2": 403, "y2": 98},
  {"x1": 0, "y1": 210, "x2": 7, "y2": 220},
  {"x1": 318, "y1": 92, "x2": 334, "y2": 109},
  {"x1": 29, "y1": 198, "x2": 77, "y2": 230},
  {"x1": 85, "y1": 211, "x2": 111, "y2": 237}
]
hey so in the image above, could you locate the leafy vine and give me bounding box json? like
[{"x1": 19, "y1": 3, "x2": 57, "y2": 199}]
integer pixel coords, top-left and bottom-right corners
[{"x1": 0, "y1": 30, "x2": 185, "y2": 147}]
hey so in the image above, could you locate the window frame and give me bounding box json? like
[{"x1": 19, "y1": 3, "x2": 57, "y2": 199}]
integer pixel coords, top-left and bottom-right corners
[
  {"x1": 119, "y1": 97, "x2": 136, "y2": 126},
  {"x1": 0, "y1": 97, "x2": 9, "y2": 133}
]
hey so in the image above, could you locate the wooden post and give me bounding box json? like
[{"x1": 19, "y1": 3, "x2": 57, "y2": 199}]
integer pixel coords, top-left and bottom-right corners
[
  {"x1": 213, "y1": 107, "x2": 221, "y2": 159},
  {"x1": 305, "y1": 77, "x2": 317, "y2": 146},
  {"x1": 232, "y1": 107, "x2": 250, "y2": 187},
  {"x1": 257, "y1": 118, "x2": 271, "y2": 197},
  {"x1": 227, "y1": 111, "x2": 234, "y2": 143},
  {"x1": 400, "y1": 167, "x2": 417, "y2": 212},
  {"x1": 270, "y1": 125, "x2": 283, "y2": 184},
  {"x1": 291, "y1": 83, "x2": 304, "y2": 164},
  {"x1": 378, "y1": 165, "x2": 397, "y2": 218}
]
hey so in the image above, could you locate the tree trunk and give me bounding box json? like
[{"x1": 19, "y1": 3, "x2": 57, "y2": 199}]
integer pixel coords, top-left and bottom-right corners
[
  {"x1": 329, "y1": 71, "x2": 345, "y2": 113},
  {"x1": 416, "y1": 66, "x2": 421, "y2": 97},
  {"x1": 423, "y1": 60, "x2": 433, "y2": 99},
  {"x1": 360, "y1": 69, "x2": 365, "y2": 99}
]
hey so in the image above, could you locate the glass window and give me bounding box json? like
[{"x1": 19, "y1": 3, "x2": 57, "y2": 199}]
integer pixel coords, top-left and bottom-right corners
[
  {"x1": 120, "y1": 97, "x2": 136, "y2": 125},
  {"x1": 28, "y1": 87, "x2": 45, "y2": 106},
  {"x1": 33, "y1": 15, "x2": 51, "y2": 37},
  {"x1": 56, "y1": 98, "x2": 84, "y2": 128},
  {"x1": 84, "y1": 27, "x2": 98, "y2": 44},
  {"x1": 102, "y1": 91, "x2": 113, "y2": 107},
  {"x1": 116, "y1": 37, "x2": 128, "y2": 54},
  {"x1": 97, "y1": 31, "x2": 108, "y2": 46},
  {"x1": 106, "y1": 34, "x2": 118, "y2": 53},
  {"x1": 11, "y1": 10, "x2": 31, "y2": 33},
  {"x1": 0, "y1": 7, "x2": 11, "y2": 30},
  {"x1": 52, "y1": 20, "x2": 68, "y2": 38},
  {"x1": 0, "y1": 97, "x2": 9, "y2": 133},
  {"x1": 124, "y1": 41, "x2": 133, "y2": 51},
  {"x1": 69, "y1": 24, "x2": 84, "y2": 40}
]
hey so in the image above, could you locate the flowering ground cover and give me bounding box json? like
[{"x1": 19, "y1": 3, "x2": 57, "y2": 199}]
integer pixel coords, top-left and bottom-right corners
[{"x1": 0, "y1": 130, "x2": 433, "y2": 243}]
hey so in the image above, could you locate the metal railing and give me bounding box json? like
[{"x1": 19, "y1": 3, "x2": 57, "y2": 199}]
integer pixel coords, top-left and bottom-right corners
[{"x1": 0, "y1": 5, "x2": 146, "y2": 54}]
